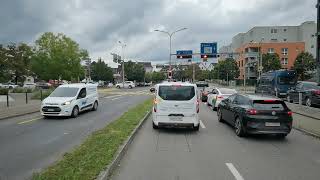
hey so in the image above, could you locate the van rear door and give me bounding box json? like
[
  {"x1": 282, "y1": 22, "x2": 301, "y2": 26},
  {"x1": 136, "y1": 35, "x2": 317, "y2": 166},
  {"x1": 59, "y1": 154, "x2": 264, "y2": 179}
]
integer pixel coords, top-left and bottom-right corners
[{"x1": 155, "y1": 85, "x2": 197, "y2": 117}]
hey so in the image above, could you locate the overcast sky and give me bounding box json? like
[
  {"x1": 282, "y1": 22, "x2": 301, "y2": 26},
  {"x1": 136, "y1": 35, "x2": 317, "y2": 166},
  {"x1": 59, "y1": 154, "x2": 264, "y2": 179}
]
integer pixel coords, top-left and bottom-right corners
[{"x1": 0, "y1": 0, "x2": 317, "y2": 65}]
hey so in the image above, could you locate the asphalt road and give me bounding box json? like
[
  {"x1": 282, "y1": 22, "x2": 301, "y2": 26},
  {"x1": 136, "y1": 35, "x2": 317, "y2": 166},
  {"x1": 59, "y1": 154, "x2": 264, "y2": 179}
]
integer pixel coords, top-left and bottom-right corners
[
  {"x1": 111, "y1": 102, "x2": 320, "y2": 180},
  {"x1": 0, "y1": 87, "x2": 152, "y2": 180}
]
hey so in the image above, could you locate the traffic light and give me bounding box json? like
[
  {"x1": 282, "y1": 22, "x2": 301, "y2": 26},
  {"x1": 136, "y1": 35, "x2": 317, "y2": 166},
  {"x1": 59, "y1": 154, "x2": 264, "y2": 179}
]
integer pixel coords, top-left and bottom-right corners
[
  {"x1": 177, "y1": 55, "x2": 192, "y2": 59},
  {"x1": 168, "y1": 71, "x2": 172, "y2": 78}
]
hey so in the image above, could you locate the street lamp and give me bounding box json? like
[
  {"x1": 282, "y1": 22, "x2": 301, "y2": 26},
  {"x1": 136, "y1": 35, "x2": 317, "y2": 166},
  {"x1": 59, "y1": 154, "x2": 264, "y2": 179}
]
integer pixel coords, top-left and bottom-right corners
[
  {"x1": 258, "y1": 37, "x2": 265, "y2": 80},
  {"x1": 118, "y1": 41, "x2": 126, "y2": 88},
  {"x1": 154, "y1": 28, "x2": 188, "y2": 73}
]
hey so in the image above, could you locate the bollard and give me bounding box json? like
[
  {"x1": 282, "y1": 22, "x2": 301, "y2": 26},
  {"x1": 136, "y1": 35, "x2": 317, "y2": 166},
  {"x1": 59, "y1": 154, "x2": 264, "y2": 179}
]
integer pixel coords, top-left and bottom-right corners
[
  {"x1": 299, "y1": 92, "x2": 302, "y2": 105},
  {"x1": 40, "y1": 90, "x2": 43, "y2": 101},
  {"x1": 26, "y1": 91, "x2": 28, "y2": 104},
  {"x1": 6, "y1": 91, "x2": 9, "y2": 107}
]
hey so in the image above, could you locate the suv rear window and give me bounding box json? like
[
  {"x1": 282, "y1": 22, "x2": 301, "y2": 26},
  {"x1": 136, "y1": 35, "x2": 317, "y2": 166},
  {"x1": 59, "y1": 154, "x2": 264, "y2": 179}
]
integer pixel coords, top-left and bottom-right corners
[
  {"x1": 253, "y1": 100, "x2": 286, "y2": 111},
  {"x1": 158, "y1": 85, "x2": 195, "y2": 101}
]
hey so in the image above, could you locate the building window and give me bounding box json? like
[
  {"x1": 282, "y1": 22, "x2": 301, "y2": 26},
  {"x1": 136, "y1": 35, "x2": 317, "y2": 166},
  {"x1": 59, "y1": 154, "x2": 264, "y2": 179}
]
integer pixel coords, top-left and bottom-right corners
[
  {"x1": 268, "y1": 48, "x2": 274, "y2": 54},
  {"x1": 283, "y1": 38, "x2": 287, "y2": 41},
  {"x1": 271, "y1": 39, "x2": 278, "y2": 42},
  {"x1": 281, "y1": 58, "x2": 288, "y2": 65},
  {"x1": 284, "y1": 29, "x2": 287, "y2": 32},
  {"x1": 241, "y1": 60, "x2": 243, "y2": 67},
  {"x1": 311, "y1": 45, "x2": 314, "y2": 48},
  {"x1": 271, "y1": 29, "x2": 277, "y2": 33},
  {"x1": 282, "y1": 48, "x2": 288, "y2": 55}
]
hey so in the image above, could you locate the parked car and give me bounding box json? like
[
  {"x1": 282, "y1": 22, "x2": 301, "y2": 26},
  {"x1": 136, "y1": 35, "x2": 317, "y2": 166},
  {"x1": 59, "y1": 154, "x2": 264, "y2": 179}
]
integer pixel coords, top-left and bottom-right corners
[
  {"x1": 152, "y1": 82, "x2": 200, "y2": 130},
  {"x1": 207, "y1": 88, "x2": 237, "y2": 110},
  {"x1": 41, "y1": 83, "x2": 99, "y2": 118},
  {"x1": 36, "y1": 82, "x2": 52, "y2": 89},
  {"x1": 217, "y1": 94, "x2": 293, "y2": 138},
  {"x1": 23, "y1": 83, "x2": 36, "y2": 89},
  {"x1": 0, "y1": 83, "x2": 19, "y2": 89},
  {"x1": 115, "y1": 81, "x2": 135, "y2": 89},
  {"x1": 200, "y1": 86, "x2": 215, "y2": 102},
  {"x1": 287, "y1": 81, "x2": 320, "y2": 107}
]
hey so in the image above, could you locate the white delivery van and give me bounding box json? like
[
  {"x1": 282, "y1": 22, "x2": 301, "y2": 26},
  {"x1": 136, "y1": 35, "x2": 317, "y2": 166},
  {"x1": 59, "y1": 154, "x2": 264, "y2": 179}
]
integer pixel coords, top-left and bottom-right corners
[
  {"x1": 41, "y1": 83, "x2": 99, "y2": 118},
  {"x1": 152, "y1": 82, "x2": 200, "y2": 130}
]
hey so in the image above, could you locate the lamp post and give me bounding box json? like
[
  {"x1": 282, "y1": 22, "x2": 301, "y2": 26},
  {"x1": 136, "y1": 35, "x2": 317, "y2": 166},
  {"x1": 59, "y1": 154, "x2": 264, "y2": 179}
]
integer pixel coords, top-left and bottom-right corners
[
  {"x1": 154, "y1": 28, "x2": 187, "y2": 74},
  {"x1": 258, "y1": 38, "x2": 265, "y2": 80},
  {"x1": 118, "y1": 41, "x2": 126, "y2": 88}
]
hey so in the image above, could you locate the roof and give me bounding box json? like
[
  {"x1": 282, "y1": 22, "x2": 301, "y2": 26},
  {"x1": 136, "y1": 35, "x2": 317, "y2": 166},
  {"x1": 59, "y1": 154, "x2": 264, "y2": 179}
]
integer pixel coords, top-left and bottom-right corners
[
  {"x1": 59, "y1": 83, "x2": 97, "y2": 88},
  {"x1": 138, "y1": 62, "x2": 153, "y2": 68},
  {"x1": 157, "y1": 82, "x2": 195, "y2": 87},
  {"x1": 242, "y1": 94, "x2": 281, "y2": 101}
]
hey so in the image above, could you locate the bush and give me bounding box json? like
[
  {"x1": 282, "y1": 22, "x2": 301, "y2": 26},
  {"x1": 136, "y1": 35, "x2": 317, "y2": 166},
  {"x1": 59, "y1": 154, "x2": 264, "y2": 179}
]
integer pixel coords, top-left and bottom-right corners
[
  {"x1": 31, "y1": 89, "x2": 54, "y2": 100},
  {"x1": 10, "y1": 87, "x2": 34, "y2": 93},
  {"x1": 0, "y1": 88, "x2": 9, "y2": 95}
]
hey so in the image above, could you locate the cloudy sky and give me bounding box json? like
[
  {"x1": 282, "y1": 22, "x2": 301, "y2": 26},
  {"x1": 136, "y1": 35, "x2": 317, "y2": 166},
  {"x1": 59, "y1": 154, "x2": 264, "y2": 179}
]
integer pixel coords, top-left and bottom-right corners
[{"x1": 0, "y1": 0, "x2": 317, "y2": 66}]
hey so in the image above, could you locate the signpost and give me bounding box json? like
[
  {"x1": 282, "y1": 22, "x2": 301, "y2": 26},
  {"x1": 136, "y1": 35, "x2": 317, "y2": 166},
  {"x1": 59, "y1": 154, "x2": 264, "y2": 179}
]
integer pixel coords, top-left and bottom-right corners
[
  {"x1": 200, "y1": 43, "x2": 217, "y2": 58},
  {"x1": 176, "y1": 50, "x2": 193, "y2": 59}
]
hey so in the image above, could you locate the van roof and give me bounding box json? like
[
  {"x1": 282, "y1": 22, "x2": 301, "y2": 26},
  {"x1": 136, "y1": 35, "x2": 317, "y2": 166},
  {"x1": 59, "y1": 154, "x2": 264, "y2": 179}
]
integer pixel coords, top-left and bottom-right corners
[
  {"x1": 157, "y1": 82, "x2": 196, "y2": 87},
  {"x1": 58, "y1": 83, "x2": 97, "y2": 88}
]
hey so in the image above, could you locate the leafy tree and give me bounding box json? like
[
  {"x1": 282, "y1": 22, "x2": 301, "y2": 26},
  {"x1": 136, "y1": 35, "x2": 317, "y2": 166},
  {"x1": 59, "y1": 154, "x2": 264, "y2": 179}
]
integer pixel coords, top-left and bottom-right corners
[
  {"x1": 5, "y1": 43, "x2": 33, "y2": 84},
  {"x1": 262, "y1": 53, "x2": 281, "y2": 72},
  {"x1": 0, "y1": 44, "x2": 11, "y2": 82},
  {"x1": 90, "y1": 58, "x2": 113, "y2": 82},
  {"x1": 151, "y1": 72, "x2": 166, "y2": 82},
  {"x1": 211, "y1": 58, "x2": 239, "y2": 81},
  {"x1": 124, "y1": 61, "x2": 145, "y2": 82},
  {"x1": 31, "y1": 32, "x2": 86, "y2": 81},
  {"x1": 145, "y1": 72, "x2": 152, "y2": 83},
  {"x1": 293, "y1": 52, "x2": 315, "y2": 80}
]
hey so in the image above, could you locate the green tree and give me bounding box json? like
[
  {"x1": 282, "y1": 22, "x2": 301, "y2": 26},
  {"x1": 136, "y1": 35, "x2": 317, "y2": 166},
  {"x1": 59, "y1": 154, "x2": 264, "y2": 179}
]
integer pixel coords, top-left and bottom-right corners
[
  {"x1": 124, "y1": 61, "x2": 145, "y2": 82},
  {"x1": 151, "y1": 72, "x2": 166, "y2": 82},
  {"x1": 211, "y1": 58, "x2": 239, "y2": 81},
  {"x1": 145, "y1": 72, "x2": 152, "y2": 83},
  {"x1": 5, "y1": 43, "x2": 33, "y2": 84},
  {"x1": 262, "y1": 53, "x2": 281, "y2": 72},
  {"x1": 90, "y1": 58, "x2": 113, "y2": 81},
  {"x1": 31, "y1": 32, "x2": 86, "y2": 81},
  {"x1": 0, "y1": 44, "x2": 11, "y2": 82},
  {"x1": 293, "y1": 52, "x2": 315, "y2": 80}
]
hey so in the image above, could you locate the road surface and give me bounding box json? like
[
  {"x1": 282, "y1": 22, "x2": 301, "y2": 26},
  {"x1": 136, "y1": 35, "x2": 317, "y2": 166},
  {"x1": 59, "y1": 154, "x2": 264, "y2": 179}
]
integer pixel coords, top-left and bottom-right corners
[
  {"x1": 0, "y1": 87, "x2": 152, "y2": 180},
  {"x1": 111, "y1": 102, "x2": 320, "y2": 180}
]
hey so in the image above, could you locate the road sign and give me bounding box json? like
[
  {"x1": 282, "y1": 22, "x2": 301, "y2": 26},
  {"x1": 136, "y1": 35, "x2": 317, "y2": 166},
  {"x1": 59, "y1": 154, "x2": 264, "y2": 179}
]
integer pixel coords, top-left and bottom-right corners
[
  {"x1": 176, "y1": 50, "x2": 193, "y2": 59},
  {"x1": 201, "y1": 43, "x2": 217, "y2": 58}
]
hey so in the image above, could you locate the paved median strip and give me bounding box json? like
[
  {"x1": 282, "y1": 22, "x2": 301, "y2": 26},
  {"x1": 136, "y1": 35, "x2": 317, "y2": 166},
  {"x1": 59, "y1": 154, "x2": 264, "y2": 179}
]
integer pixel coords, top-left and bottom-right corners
[
  {"x1": 226, "y1": 163, "x2": 245, "y2": 180},
  {"x1": 18, "y1": 117, "x2": 42, "y2": 125}
]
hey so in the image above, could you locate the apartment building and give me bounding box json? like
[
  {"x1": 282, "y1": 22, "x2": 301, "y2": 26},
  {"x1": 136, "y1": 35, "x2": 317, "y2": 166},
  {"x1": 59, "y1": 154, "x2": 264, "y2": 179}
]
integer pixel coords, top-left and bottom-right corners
[{"x1": 236, "y1": 42, "x2": 305, "y2": 80}]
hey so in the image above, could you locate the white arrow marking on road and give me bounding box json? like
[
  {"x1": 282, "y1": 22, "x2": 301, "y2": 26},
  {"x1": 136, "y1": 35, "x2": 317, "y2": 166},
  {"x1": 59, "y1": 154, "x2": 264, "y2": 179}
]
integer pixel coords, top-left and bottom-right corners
[
  {"x1": 226, "y1": 163, "x2": 244, "y2": 180},
  {"x1": 199, "y1": 120, "x2": 206, "y2": 129}
]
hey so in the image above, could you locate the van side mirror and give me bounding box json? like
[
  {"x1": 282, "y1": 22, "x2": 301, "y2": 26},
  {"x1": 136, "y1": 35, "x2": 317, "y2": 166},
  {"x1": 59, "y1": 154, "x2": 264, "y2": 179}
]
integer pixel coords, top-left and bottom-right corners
[{"x1": 150, "y1": 87, "x2": 155, "y2": 93}]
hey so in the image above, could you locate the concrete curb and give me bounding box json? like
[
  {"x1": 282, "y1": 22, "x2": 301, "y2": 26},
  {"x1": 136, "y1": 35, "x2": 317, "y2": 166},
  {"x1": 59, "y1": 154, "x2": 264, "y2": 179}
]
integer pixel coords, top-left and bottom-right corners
[
  {"x1": 96, "y1": 110, "x2": 151, "y2": 180},
  {"x1": 293, "y1": 127, "x2": 320, "y2": 139},
  {"x1": 293, "y1": 111, "x2": 320, "y2": 121},
  {"x1": 0, "y1": 110, "x2": 39, "y2": 120}
]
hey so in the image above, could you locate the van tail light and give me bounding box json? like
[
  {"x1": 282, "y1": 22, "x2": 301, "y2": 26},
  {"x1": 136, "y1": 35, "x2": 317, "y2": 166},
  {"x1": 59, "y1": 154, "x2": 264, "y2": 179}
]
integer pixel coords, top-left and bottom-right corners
[
  {"x1": 246, "y1": 109, "x2": 257, "y2": 115},
  {"x1": 153, "y1": 106, "x2": 157, "y2": 112},
  {"x1": 287, "y1": 111, "x2": 293, "y2": 116},
  {"x1": 217, "y1": 96, "x2": 224, "y2": 99},
  {"x1": 196, "y1": 99, "x2": 200, "y2": 113},
  {"x1": 312, "y1": 90, "x2": 320, "y2": 95},
  {"x1": 153, "y1": 98, "x2": 158, "y2": 112}
]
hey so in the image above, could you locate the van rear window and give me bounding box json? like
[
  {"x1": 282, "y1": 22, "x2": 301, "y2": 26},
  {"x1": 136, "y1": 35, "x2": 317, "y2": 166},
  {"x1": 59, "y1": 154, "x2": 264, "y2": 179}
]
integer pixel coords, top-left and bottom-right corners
[
  {"x1": 253, "y1": 100, "x2": 286, "y2": 111},
  {"x1": 158, "y1": 86, "x2": 195, "y2": 101}
]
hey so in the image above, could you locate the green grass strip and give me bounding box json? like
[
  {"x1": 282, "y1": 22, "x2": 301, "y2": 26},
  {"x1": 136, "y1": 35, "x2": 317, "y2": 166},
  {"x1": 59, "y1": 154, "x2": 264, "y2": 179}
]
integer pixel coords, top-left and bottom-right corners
[{"x1": 33, "y1": 98, "x2": 152, "y2": 180}]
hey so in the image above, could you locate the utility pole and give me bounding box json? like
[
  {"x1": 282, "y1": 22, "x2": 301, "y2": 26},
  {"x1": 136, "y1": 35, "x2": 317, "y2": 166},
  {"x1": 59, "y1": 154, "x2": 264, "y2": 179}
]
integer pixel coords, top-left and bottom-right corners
[
  {"x1": 317, "y1": 0, "x2": 320, "y2": 83},
  {"x1": 119, "y1": 41, "x2": 126, "y2": 88}
]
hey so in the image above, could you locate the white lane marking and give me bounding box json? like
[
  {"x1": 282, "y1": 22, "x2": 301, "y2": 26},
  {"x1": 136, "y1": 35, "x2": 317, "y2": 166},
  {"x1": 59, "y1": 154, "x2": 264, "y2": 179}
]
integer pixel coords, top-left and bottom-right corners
[
  {"x1": 199, "y1": 120, "x2": 206, "y2": 129},
  {"x1": 226, "y1": 163, "x2": 245, "y2": 180},
  {"x1": 103, "y1": 95, "x2": 122, "y2": 99},
  {"x1": 111, "y1": 97, "x2": 122, "y2": 101}
]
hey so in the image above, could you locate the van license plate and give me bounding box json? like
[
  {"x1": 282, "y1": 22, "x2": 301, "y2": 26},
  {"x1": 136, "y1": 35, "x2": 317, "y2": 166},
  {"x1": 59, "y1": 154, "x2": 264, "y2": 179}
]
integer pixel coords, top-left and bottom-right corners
[
  {"x1": 265, "y1": 122, "x2": 280, "y2": 127},
  {"x1": 47, "y1": 109, "x2": 54, "y2": 112},
  {"x1": 169, "y1": 116, "x2": 183, "y2": 121}
]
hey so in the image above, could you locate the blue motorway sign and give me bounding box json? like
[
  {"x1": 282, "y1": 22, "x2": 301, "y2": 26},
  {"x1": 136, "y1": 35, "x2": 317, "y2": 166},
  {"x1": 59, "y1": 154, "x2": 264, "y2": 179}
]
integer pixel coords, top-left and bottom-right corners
[
  {"x1": 200, "y1": 43, "x2": 217, "y2": 57},
  {"x1": 176, "y1": 50, "x2": 193, "y2": 59}
]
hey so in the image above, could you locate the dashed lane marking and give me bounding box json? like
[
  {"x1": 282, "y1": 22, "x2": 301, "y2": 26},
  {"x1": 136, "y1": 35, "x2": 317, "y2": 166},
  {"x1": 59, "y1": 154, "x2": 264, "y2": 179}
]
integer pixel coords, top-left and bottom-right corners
[
  {"x1": 226, "y1": 163, "x2": 245, "y2": 180},
  {"x1": 199, "y1": 120, "x2": 206, "y2": 129},
  {"x1": 18, "y1": 117, "x2": 42, "y2": 125}
]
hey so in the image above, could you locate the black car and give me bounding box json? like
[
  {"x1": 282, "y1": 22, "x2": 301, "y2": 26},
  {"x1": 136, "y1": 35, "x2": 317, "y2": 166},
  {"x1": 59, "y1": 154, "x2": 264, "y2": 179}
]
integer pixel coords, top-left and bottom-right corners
[
  {"x1": 217, "y1": 94, "x2": 293, "y2": 138},
  {"x1": 287, "y1": 81, "x2": 320, "y2": 107}
]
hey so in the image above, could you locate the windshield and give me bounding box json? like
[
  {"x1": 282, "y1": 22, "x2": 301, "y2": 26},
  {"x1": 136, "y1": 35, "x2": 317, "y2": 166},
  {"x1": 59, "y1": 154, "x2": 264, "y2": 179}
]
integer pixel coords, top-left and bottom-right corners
[
  {"x1": 278, "y1": 76, "x2": 296, "y2": 85},
  {"x1": 158, "y1": 85, "x2": 195, "y2": 101},
  {"x1": 49, "y1": 87, "x2": 79, "y2": 97},
  {"x1": 220, "y1": 89, "x2": 237, "y2": 94}
]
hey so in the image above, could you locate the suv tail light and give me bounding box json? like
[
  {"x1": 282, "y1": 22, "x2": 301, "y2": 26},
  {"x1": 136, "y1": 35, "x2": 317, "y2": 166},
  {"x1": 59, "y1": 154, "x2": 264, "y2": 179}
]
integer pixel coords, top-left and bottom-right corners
[
  {"x1": 246, "y1": 109, "x2": 257, "y2": 115},
  {"x1": 312, "y1": 90, "x2": 320, "y2": 95},
  {"x1": 217, "y1": 96, "x2": 224, "y2": 99},
  {"x1": 287, "y1": 111, "x2": 293, "y2": 116}
]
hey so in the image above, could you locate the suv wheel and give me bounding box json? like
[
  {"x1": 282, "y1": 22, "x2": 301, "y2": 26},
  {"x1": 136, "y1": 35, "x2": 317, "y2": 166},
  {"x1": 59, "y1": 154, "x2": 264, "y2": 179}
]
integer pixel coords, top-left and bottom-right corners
[
  {"x1": 71, "y1": 106, "x2": 79, "y2": 118},
  {"x1": 306, "y1": 98, "x2": 312, "y2": 107},
  {"x1": 235, "y1": 117, "x2": 246, "y2": 137},
  {"x1": 276, "y1": 134, "x2": 287, "y2": 139},
  {"x1": 217, "y1": 108, "x2": 223, "y2": 122},
  {"x1": 128, "y1": 85, "x2": 132, "y2": 89}
]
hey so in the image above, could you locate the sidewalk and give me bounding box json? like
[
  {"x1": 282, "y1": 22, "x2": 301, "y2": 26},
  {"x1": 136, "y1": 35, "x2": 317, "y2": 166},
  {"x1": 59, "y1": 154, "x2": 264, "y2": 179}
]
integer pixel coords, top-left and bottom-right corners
[{"x1": 0, "y1": 100, "x2": 40, "y2": 120}]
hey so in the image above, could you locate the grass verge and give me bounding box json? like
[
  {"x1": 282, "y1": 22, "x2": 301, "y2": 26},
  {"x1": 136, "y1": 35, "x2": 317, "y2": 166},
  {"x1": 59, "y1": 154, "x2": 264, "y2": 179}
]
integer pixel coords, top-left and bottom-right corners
[{"x1": 32, "y1": 98, "x2": 152, "y2": 180}]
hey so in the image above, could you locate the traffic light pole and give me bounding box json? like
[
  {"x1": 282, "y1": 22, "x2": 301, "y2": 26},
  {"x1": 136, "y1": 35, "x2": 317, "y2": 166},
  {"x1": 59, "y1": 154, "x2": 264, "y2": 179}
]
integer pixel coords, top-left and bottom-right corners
[{"x1": 317, "y1": 0, "x2": 320, "y2": 83}]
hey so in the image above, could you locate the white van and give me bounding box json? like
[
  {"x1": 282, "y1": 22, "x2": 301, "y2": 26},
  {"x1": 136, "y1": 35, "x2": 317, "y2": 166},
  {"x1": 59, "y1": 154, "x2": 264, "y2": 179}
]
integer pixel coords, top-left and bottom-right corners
[
  {"x1": 41, "y1": 83, "x2": 99, "y2": 118},
  {"x1": 152, "y1": 82, "x2": 200, "y2": 130}
]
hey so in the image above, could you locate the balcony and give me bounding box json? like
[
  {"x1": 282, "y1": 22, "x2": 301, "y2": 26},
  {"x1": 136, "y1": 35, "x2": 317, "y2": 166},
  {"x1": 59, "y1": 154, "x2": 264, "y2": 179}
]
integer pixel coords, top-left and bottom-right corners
[{"x1": 244, "y1": 52, "x2": 259, "y2": 58}]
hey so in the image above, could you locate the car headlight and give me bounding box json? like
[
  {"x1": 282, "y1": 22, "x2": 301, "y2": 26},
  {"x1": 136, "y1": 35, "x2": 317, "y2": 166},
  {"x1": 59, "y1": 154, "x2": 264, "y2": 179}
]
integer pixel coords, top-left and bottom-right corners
[{"x1": 62, "y1": 101, "x2": 72, "y2": 106}]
